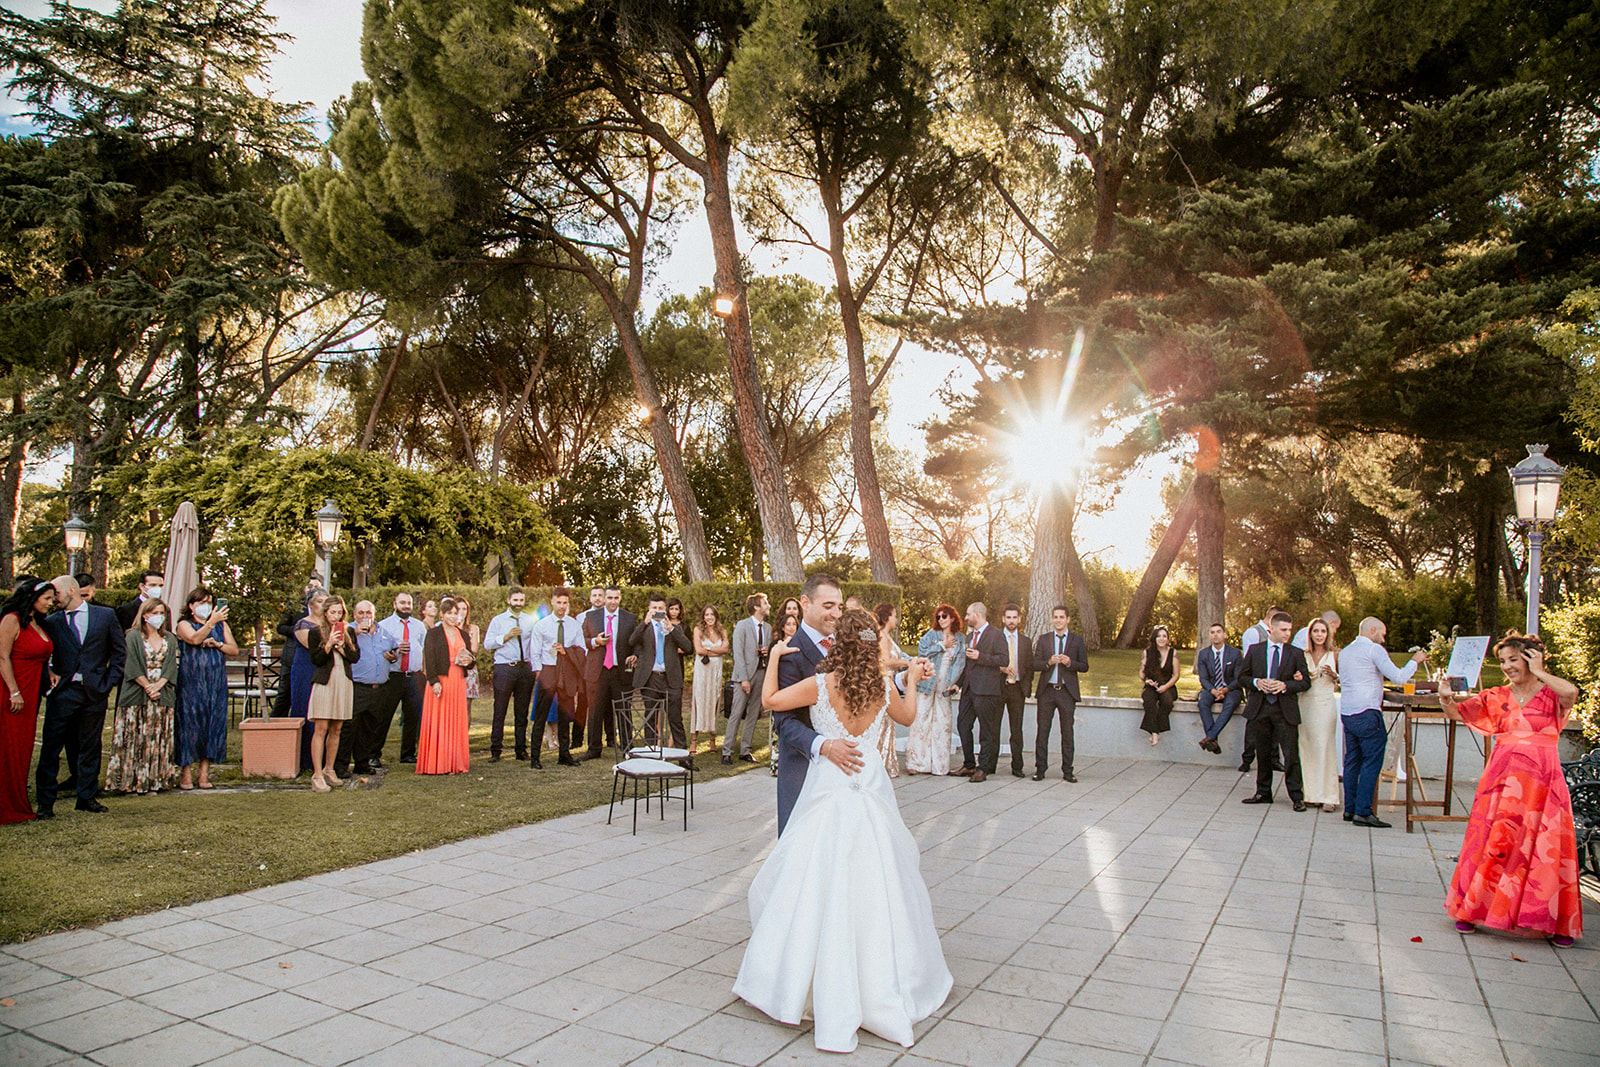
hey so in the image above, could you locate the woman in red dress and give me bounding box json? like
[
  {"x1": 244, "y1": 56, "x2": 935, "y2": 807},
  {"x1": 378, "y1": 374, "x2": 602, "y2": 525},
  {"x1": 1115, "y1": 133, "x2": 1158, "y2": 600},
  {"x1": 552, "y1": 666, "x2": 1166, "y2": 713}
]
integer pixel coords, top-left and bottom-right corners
[
  {"x1": 417, "y1": 597, "x2": 473, "y2": 774},
  {"x1": 1, "y1": 578, "x2": 57, "y2": 824},
  {"x1": 1439, "y1": 632, "x2": 1583, "y2": 947}
]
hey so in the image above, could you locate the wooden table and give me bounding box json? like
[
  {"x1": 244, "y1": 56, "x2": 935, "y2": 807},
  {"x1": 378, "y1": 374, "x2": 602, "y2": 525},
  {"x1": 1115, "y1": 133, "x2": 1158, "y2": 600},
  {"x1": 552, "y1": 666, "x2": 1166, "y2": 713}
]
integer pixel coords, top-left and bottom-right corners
[{"x1": 1384, "y1": 691, "x2": 1490, "y2": 833}]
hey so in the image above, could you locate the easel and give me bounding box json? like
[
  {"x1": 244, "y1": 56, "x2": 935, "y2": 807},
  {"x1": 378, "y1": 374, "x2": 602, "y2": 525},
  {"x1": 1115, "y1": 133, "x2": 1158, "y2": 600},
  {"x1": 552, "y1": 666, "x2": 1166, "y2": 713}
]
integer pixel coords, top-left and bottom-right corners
[{"x1": 1383, "y1": 692, "x2": 1490, "y2": 833}]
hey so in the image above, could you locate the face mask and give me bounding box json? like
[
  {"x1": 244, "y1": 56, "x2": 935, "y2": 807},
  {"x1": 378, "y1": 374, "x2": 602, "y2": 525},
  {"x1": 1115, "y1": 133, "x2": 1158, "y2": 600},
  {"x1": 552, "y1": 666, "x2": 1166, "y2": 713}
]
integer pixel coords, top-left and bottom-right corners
[
  {"x1": 146, "y1": 588, "x2": 163, "y2": 601},
  {"x1": 193, "y1": 604, "x2": 213, "y2": 620},
  {"x1": 147, "y1": 614, "x2": 166, "y2": 630}
]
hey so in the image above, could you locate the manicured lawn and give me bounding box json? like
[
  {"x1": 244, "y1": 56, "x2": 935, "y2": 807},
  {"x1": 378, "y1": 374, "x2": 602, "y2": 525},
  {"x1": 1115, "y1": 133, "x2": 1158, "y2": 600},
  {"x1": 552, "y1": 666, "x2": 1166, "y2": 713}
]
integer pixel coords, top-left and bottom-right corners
[{"x1": 2, "y1": 707, "x2": 771, "y2": 944}]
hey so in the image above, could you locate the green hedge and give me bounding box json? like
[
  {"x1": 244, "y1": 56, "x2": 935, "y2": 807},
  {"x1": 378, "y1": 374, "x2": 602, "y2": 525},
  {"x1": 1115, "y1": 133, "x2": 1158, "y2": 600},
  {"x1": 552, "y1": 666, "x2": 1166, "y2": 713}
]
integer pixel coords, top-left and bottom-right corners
[{"x1": 1544, "y1": 597, "x2": 1600, "y2": 746}]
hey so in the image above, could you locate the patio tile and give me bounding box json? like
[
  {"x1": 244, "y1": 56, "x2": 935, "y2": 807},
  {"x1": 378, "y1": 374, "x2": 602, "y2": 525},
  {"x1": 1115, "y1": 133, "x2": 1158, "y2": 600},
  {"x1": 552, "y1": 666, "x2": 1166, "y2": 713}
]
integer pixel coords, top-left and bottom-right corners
[{"x1": 91, "y1": 1021, "x2": 247, "y2": 1067}]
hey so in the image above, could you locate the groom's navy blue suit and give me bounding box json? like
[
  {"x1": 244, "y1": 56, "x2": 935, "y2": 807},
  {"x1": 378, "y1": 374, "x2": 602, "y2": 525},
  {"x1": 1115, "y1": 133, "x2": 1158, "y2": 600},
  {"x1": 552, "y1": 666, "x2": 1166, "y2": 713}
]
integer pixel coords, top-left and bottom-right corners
[
  {"x1": 774, "y1": 628, "x2": 826, "y2": 835},
  {"x1": 37, "y1": 603, "x2": 125, "y2": 809}
]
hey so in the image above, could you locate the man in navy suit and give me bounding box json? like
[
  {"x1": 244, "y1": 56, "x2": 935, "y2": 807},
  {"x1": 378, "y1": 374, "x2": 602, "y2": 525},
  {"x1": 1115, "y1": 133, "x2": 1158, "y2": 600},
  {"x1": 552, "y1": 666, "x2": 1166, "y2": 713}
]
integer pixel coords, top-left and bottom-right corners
[
  {"x1": 36, "y1": 575, "x2": 126, "y2": 816},
  {"x1": 1239, "y1": 612, "x2": 1312, "y2": 811},
  {"x1": 954, "y1": 602, "x2": 1008, "y2": 782},
  {"x1": 1032, "y1": 605, "x2": 1088, "y2": 782},
  {"x1": 773, "y1": 573, "x2": 859, "y2": 834},
  {"x1": 1194, "y1": 623, "x2": 1244, "y2": 756}
]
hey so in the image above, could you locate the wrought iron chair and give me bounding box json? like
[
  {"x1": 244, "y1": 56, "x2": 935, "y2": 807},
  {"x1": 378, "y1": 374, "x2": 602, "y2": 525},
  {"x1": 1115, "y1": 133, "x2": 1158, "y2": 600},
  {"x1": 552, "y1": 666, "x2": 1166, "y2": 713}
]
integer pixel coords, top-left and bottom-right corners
[
  {"x1": 1562, "y1": 752, "x2": 1600, "y2": 876},
  {"x1": 607, "y1": 691, "x2": 690, "y2": 833}
]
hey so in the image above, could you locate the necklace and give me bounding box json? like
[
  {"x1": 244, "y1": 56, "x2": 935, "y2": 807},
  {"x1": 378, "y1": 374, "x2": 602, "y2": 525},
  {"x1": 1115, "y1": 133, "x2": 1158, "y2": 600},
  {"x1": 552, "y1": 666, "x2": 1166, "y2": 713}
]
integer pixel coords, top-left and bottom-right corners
[{"x1": 1510, "y1": 680, "x2": 1541, "y2": 706}]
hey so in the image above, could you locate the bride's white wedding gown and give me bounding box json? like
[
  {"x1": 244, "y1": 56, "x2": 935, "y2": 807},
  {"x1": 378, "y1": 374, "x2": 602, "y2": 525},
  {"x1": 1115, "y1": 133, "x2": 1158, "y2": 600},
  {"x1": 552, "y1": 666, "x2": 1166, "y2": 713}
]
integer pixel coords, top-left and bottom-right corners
[{"x1": 733, "y1": 678, "x2": 952, "y2": 1053}]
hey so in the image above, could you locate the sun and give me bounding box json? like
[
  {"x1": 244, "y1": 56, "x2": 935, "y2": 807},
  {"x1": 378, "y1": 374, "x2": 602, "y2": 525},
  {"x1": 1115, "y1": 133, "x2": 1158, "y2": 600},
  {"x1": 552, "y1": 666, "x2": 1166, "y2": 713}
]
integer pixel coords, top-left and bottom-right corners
[{"x1": 1005, "y1": 417, "x2": 1084, "y2": 491}]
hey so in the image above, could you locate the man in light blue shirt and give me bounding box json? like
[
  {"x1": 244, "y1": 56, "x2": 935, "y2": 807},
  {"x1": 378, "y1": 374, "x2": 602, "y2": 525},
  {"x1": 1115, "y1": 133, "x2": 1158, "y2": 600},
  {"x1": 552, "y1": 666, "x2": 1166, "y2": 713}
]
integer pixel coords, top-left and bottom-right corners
[
  {"x1": 483, "y1": 587, "x2": 538, "y2": 763},
  {"x1": 1338, "y1": 617, "x2": 1427, "y2": 828},
  {"x1": 336, "y1": 600, "x2": 400, "y2": 777},
  {"x1": 526, "y1": 588, "x2": 587, "y2": 767},
  {"x1": 376, "y1": 593, "x2": 427, "y2": 763}
]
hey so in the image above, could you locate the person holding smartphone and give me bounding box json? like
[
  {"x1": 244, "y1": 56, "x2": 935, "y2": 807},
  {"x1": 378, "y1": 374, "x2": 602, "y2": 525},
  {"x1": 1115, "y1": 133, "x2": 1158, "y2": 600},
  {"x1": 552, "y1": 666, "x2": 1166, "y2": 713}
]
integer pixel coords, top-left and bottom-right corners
[
  {"x1": 306, "y1": 596, "x2": 360, "y2": 792},
  {"x1": 175, "y1": 585, "x2": 238, "y2": 791}
]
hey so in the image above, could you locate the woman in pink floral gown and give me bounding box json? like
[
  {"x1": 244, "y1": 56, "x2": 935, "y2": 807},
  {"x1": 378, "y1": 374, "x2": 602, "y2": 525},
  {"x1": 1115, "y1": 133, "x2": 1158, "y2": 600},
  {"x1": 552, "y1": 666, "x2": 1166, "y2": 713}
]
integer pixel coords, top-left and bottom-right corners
[{"x1": 1439, "y1": 632, "x2": 1582, "y2": 947}]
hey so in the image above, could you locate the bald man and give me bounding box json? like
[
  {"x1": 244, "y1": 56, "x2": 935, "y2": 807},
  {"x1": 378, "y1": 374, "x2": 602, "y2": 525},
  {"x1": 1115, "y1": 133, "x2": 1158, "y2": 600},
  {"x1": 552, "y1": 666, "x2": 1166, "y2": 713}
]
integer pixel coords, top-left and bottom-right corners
[
  {"x1": 36, "y1": 576, "x2": 125, "y2": 816},
  {"x1": 955, "y1": 602, "x2": 1009, "y2": 782}
]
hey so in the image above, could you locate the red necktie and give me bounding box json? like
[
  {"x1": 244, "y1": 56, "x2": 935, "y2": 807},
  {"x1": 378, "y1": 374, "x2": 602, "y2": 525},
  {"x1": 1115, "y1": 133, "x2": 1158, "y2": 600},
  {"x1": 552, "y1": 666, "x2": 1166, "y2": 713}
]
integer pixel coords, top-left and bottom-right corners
[
  {"x1": 399, "y1": 620, "x2": 410, "y2": 671},
  {"x1": 819, "y1": 636, "x2": 833, "y2": 654}
]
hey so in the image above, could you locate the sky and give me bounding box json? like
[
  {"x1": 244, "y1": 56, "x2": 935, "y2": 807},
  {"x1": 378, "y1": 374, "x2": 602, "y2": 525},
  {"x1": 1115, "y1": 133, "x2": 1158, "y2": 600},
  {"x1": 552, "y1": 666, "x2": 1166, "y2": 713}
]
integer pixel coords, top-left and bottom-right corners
[{"x1": 3, "y1": 0, "x2": 1171, "y2": 570}]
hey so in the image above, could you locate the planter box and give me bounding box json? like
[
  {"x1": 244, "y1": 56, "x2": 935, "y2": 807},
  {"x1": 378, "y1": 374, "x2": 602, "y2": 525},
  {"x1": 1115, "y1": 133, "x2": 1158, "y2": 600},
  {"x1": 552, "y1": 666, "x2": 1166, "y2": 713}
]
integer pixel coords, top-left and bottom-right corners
[{"x1": 240, "y1": 717, "x2": 304, "y2": 779}]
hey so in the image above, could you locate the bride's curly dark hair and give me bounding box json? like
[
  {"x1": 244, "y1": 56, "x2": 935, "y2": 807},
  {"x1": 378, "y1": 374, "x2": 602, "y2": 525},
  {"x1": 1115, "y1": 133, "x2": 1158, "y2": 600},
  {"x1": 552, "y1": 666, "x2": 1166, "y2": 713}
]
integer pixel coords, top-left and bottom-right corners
[{"x1": 822, "y1": 608, "x2": 884, "y2": 718}]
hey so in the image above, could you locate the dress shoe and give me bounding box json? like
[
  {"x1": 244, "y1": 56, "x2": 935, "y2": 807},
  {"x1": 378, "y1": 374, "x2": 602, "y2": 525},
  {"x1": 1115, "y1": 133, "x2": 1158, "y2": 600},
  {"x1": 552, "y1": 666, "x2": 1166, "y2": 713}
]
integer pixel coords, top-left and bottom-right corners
[
  {"x1": 513, "y1": 752, "x2": 527, "y2": 762},
  {"x1": 739, "y1": 754, "x2": 757, "y2": 763},
  {"x1": 1352, "y1": 814, "x2": 1392, "y2": 828},
  {"x1": 489, "y1": 753, "x2": 501, "y2": 763},
  {"x1": 1343, "y1": 811, "x2": 1354, "y2": 822},
  {"x1": 558, "y1": 755, "x2": 581, "y2": 767},
  {"x1": 399, "y1": 758, "x2": 416, "y2": 765},
  {"x1": 1032, "y1": 771, "x2": 1047, "y2": 781},
  {"x1": 1063, "y1": 772, "x2": 1078, "y2": 783},
  {"x1": 1011, "y1": 768, "x2": 1024, "y2": 778},
  {"x1": 529, "y1": 759, "x2": 543, "y2": 769},
  {"x1": 75, "y1": 799, "x2": 109, "y2": 813},
  {"x1": 1237, "y1": 763, "x2": 1253, "y2": 773},
  {"x1": 1273, "y1": 760, "x2": 1287, "y2": 772},
  {"x1": 1292, "y1": 801, "x2": 1308, "y2": 812},
  {"x1": 1240, "y1": 795, "x2": 1272, "y2": 805},
  {"x1": 969, "y1": 770, "x2": 987, "y2": 783},
  {"x1": 953, "y1": 766, "x2": 976, "y2": 777},
  {"x1": 722, "y1": 754, "x2": 733, "y2": 765},
  {"x1": 34, "y1": 807, "x2": 53, "y2": 819}
]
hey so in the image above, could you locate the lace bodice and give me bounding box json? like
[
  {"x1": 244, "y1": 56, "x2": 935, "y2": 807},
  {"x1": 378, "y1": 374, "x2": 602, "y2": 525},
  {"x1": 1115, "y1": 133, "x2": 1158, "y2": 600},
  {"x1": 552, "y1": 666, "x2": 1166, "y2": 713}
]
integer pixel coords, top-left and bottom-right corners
[{"x1": 811, "y1": 671, "x2": 890, "y2": 748}]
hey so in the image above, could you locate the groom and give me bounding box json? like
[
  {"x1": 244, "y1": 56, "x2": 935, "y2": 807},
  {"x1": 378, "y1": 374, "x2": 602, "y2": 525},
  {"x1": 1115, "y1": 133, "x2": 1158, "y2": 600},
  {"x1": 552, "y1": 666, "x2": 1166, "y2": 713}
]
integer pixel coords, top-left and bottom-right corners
[{"x1": 773, "y1": 573, "x2": 863, "y2": 834}]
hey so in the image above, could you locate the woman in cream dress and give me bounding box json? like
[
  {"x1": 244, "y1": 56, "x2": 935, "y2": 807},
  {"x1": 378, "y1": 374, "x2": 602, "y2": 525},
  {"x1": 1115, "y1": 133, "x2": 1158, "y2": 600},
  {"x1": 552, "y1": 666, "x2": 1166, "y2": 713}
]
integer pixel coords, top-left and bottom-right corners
[
  {"x1": 1298, "y1": 617, "x2": 1341, "y2": 810},
  {"x1": 905, "y1": 604, "x2": 965, "y2": 774}
]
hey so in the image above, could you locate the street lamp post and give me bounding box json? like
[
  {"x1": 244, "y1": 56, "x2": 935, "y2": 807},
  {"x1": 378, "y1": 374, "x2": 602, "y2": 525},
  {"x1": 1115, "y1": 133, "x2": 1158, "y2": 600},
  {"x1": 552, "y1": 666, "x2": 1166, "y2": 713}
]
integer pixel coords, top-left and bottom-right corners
[
  {"x1": 1508, "y1": 444, "x2": 1566, "y2": 636},
  {"x1": 63, "y1": 514, "x2": 89, "y2": 576},
  {"x1": 313, "y1": 499, "x2": 345, "y2": 591}
]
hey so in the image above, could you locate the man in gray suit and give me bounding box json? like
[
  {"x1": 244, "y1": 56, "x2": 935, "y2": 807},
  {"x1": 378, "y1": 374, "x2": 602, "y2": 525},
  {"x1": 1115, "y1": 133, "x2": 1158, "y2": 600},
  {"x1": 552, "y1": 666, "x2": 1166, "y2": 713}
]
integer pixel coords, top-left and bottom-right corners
[{"x1": 723, "y1": 593, "x2": 770, "y2": 764}]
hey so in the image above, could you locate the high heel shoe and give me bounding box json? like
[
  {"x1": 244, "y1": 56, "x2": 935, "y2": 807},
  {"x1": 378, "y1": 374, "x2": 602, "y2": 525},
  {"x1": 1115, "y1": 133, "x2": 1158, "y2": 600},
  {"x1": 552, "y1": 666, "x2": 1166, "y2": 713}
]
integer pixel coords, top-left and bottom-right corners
[
  {"x1": 323, "y1": 770, "x2": 344, "y2": 786},
  {"x1": 310, "y1": 774, "x2": 331, "y2": 793}
]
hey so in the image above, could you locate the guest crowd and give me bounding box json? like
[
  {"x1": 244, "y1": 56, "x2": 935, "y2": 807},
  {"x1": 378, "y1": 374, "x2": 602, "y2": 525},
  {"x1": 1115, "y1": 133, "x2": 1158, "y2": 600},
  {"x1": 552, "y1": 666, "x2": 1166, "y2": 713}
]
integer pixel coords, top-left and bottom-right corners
[{"x1": 0, "y1": 570, "x2": 1583, "y2": 948}]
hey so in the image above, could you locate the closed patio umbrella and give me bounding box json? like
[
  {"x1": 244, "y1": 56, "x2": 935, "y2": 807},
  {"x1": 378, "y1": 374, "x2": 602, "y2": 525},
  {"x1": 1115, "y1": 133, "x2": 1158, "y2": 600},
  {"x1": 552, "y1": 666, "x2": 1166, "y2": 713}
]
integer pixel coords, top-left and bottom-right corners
[{"x1": 162, "y1": 502, "x2": 200, "y2": 607}]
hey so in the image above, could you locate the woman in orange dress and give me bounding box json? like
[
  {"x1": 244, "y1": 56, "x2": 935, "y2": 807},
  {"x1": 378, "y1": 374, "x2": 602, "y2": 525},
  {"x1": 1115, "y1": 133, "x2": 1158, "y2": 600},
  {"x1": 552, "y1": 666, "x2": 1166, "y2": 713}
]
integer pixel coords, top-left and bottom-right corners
[
  {"x1": 0, "y1": 578, "x2": 56, "y2": 824},
  {"x1": 417, "y1": 596, "x2": 473, "y2": 774},
  {"x1": 1439, "y1": 632, "x2": 1582, "y2": 947}
]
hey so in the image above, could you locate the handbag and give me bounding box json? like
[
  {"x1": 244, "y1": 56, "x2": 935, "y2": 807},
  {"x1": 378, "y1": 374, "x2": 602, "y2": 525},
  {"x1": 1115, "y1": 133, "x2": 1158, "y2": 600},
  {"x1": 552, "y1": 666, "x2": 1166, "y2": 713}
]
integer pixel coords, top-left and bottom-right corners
[{"x1": 722, "y1": 680, "x2": 736, "y2": 721}]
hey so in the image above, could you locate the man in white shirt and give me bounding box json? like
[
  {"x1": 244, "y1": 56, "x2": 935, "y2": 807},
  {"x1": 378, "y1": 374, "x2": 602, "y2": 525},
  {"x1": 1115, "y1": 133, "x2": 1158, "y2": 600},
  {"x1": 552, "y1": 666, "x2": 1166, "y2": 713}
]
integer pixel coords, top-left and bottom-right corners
[
  {"x1": 1337, "y1": 617, "x2": 1426, "y2": 828},
  {"x1": 526, "y1": 587, "x2": 587, "y2": 767},
  {"x1": 483, "y1": 587, "x2": 538, "y2": 763},
  {"x1": 377, "y1": 593, "x2": 428, "y2": 763}
]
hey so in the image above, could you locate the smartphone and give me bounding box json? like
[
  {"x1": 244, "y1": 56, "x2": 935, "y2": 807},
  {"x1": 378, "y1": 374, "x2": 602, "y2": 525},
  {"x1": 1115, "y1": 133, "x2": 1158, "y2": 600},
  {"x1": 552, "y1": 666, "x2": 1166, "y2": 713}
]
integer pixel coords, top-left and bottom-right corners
[
  {"x1": 334, "y1": 620, "x2": 346, "y2": 637},
  {"x1": 216, "y1": 599, "x2": 228, "y2": 612}
]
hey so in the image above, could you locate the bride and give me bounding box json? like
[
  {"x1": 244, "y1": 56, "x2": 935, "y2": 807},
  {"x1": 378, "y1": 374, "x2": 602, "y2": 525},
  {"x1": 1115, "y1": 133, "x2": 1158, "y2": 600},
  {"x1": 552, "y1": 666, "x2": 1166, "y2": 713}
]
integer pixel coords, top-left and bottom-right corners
[{"x1": 734, "y1": 608, "x2": 952, "y2": 1053}]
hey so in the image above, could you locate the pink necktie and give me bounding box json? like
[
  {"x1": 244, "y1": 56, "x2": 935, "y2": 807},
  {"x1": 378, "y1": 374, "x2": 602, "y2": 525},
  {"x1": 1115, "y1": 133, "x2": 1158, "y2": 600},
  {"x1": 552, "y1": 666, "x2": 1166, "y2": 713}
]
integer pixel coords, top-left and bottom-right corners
[{"x1": 604, "y1": 614, "x2": 616, "y2": 669}]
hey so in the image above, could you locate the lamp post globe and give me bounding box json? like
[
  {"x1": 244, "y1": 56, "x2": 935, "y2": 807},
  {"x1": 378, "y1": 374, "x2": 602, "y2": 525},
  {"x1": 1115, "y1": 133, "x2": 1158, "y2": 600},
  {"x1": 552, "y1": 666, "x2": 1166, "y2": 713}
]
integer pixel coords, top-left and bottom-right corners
[
  {"x1": 313, "y1": 499, "x2": 345, "y2": 590},
  {"x1": 63, "y1": 513, "x2": 89, "y2": 575},
  {"x1": 1508, "y1": 444, "x2": 1565, "y2": 635}
]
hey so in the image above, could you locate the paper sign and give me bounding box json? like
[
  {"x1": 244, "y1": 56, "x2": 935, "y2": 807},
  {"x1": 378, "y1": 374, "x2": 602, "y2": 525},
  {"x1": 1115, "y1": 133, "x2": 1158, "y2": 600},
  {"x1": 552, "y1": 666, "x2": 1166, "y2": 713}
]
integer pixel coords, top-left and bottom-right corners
[{"x1": 1445, "y1": 636, "x2": 1491, "y2": 690}]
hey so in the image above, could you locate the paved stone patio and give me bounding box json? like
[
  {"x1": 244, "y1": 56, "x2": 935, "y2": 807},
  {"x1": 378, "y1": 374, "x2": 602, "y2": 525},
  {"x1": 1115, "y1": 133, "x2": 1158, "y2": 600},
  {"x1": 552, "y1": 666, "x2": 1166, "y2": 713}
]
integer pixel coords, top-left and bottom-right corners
[{"x1": 2, "y1": 759, "x2": 1596, "y2": 1066}]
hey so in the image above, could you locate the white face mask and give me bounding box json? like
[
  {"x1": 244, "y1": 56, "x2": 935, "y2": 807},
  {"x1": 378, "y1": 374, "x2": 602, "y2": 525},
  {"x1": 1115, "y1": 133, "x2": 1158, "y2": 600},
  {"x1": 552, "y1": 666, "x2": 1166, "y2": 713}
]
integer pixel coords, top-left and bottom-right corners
[
  {"x1": 147, "y1": 615, "x2": 166, "y2": 630},
  {"x1": 146, "y1": 587, "x2": 163, "y2": 601},
  {"x1": 193, "y1": 604, "x2": 213, "y2": 620}
]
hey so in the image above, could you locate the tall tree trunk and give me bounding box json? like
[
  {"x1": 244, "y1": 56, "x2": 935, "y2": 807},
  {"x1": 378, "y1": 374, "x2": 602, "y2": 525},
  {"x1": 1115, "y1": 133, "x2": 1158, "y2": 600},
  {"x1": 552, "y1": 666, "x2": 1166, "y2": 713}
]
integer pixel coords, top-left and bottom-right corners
[
  {"x1": 823, "y1": 189, "x2": 897, "y2": 585},
  {"x1": 1498, "y1": 524, "x2": 1523, "y2": 601},
  {"x1": 358, "y1": 332, "x2": 407, "y2": 451},
  {"x1": 1194, "y1": 471, "x2": 1226, "y2": 638},
  {"x1": 1115, "y1": 483, "x2": 1198, "y2": 648},
  {"x1": 1474, "y1": 484, "x2": 1502, "y2": 635},
  {"x1": 1025, "y1": 483, "x2": 1100, "y2": 648},
  {"x1": 1025, "y1": 490, "x2": 1070, "y2": 641},
  {"x1": 1064, "y1": 527, "x2": 1100, "y2": 651},
  {"x1": 703, "y1": 153, "x2": 805, "y2": 581},
  {"x1": 0, "y1": 391, "x2": 27, "y2": 587},
  {"x1": 610, "y1": 307, "x2": 715, "y2": 584}
]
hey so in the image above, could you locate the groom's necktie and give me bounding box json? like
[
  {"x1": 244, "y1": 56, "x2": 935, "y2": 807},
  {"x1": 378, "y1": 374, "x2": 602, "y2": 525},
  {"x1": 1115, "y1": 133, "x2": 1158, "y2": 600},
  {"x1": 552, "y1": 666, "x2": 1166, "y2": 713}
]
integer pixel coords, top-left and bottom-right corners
[{"x1": 819, "y1": 636, "x2": 833, "y2": 655}]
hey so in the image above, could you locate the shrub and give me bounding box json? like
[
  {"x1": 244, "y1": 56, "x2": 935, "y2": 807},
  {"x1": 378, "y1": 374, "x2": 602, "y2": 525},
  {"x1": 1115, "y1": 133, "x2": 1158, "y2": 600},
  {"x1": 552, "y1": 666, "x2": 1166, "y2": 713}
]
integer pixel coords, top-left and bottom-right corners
[{"x1": 1543, "y1": 597, "x2": 1600, "y2": 745}]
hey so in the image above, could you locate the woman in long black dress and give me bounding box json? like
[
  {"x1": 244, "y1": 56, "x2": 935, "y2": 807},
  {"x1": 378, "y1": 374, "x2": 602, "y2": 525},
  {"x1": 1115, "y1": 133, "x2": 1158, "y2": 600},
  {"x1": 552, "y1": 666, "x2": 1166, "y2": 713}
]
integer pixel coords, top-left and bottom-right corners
[{"x1": 1140, "y1": 626, "x2": 1178, "y2": 746}]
